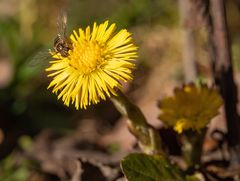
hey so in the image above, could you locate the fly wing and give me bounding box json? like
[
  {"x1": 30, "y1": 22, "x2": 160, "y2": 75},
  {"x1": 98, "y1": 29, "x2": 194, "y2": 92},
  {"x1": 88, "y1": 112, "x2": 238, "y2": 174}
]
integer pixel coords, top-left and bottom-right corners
[
  {"x1": 57, "y1": 11, "x2": 68, "y2": 37},
  {"x1": 28, "y1": 49, "x2": 52, "y2": 67}
]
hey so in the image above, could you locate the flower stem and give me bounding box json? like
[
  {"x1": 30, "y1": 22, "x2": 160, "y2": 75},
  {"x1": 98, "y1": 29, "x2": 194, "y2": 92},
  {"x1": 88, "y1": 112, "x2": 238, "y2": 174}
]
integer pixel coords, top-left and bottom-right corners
[
  {"x1": 182, "y1": 129, "x2": 206, "y2": 168},
  {"x1": 111, "y1": 90, "x2": 163, "y2": 154}
]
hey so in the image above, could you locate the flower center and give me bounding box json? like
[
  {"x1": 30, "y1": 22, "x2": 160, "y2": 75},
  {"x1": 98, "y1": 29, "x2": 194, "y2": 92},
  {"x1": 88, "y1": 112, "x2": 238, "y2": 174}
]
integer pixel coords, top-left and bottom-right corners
[{"x1": 69, "y1": 41, "x2": 104, "y2": 74}]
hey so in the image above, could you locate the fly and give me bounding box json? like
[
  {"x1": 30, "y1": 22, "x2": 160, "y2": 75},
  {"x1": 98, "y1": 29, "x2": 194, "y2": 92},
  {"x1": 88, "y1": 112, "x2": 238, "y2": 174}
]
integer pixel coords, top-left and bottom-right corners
[
  {"x1": 28, "y1": 11, "x2": 72, "y2": 66},
  {"x1": 53, "y1": 11, "x2": 72, "y2": 57}
]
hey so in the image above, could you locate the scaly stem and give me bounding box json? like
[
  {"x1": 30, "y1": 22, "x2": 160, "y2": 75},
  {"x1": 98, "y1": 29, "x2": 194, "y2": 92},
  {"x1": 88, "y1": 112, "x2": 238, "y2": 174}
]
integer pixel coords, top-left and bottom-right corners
[{"x1": 111, "y1": 90, "x2": 163, "y2": 154}]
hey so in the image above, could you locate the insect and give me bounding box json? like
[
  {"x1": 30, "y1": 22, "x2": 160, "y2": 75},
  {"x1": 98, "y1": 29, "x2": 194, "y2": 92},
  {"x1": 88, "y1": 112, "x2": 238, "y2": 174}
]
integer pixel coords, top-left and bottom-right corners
[
  {"x1": 28, "y1": 11, "x2": 72, "y2": 66},
  {"x1": 53, "y1": 11, "x2": 72, "y2": 57}
]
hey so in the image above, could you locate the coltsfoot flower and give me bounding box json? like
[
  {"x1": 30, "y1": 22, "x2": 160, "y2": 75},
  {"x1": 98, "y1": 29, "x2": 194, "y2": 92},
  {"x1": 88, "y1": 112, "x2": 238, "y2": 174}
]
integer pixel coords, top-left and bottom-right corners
[
  {"x1": 46, "y1": 21, "x2": 137, "y2": 109},
  {"x1": 158, "y1": 84, "x2": 222, "y2": 133}
]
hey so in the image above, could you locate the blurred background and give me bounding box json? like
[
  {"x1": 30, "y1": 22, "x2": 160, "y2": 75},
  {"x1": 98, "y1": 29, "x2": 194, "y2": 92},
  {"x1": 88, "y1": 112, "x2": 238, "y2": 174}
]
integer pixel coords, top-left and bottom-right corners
[{"x1": 0, "y1": 0, "x2": 240, "y2": 180}]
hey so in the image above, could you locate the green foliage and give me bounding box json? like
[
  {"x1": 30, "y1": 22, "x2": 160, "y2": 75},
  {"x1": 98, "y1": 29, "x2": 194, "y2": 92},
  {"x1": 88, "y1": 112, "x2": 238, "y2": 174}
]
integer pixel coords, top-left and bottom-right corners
[
  {"x1": 0, "y1": 154, "x2": 30, "y2": 181},
  {"x1": 18, "y1": 136, "x2": 33, "y2": 152},
  {"x1": 0, "y1": 136, "x2": 36, "y2": 181},
  {"x1": 121, "y1": 153, "x2": 185, "y2": 181},
  {"x1": 68, "y1": 0, "x2": 178, "y2": 29},
  {"x1": 110, "y1": 0, "x2": 178, "y2": 27}
]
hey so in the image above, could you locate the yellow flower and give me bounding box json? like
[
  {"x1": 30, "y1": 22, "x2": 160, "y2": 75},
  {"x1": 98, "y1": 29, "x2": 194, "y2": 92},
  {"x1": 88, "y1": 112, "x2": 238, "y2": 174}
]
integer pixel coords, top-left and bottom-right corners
[
  {"x1": 46, "y1": 21, "x2": 137, "y2": 109},
  {"x1": 158, "y1": 84, "x2": 222, "y2": 133}
]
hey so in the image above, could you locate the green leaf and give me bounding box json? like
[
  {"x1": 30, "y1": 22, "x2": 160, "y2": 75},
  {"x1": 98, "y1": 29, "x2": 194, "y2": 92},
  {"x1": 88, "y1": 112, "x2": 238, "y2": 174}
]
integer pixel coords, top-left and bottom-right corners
[{"x1": 121, "y1": 153, "x2": 185, "y2": 181}]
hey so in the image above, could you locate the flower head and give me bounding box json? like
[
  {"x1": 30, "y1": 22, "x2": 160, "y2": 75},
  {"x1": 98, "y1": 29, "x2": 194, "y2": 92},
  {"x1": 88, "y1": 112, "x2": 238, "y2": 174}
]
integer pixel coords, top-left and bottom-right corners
[
  {"x1": 158, "y1": 84, "x2": 222, "y2": 133},
  {"x1": 46, "y1": 21, "x2": 137, "y2": 109}
]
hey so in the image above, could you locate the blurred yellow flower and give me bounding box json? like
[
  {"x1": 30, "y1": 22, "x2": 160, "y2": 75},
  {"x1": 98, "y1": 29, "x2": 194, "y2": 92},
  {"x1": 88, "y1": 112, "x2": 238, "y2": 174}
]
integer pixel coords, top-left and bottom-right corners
[
  {"x1": 46, "y1": 21, "x2": 137, "y2": 109},
  {"x1": 158, "y1": 84, "x2": 222, "y2": 133}
]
